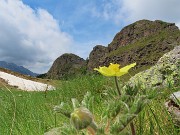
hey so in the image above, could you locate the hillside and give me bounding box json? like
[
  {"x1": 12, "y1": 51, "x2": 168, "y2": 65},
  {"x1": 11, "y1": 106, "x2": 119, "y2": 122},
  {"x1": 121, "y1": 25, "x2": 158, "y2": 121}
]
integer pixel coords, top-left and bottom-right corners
[{"x1": 0, "y1": 61, "x2": 38, "y2": 77}]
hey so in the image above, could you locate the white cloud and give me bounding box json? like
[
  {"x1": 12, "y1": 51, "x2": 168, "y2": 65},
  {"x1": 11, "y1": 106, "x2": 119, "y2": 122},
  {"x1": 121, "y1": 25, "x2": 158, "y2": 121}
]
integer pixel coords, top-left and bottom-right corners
[
  {"x1": 120, "y1": 0, "x2": 180, "y2": 25},
  {"x1": 0, "y1": 0, "x2": 73, "y2": 73},
  {"x1": 88, "y1": 0, "x2": 123, "y2": 22},
  {"x1": 90, "y1": 0, "x2": 180, "y2": 28},
  {"x1": 108, "y1": 0, "x2": 180, "y2": 27}
]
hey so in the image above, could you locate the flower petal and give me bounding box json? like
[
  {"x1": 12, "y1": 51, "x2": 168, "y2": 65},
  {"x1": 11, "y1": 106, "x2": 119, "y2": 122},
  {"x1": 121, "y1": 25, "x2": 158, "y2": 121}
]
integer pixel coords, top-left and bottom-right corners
[
  {"x1": 94, "y1": 66, "x2": 115, "y2": 76},
  {"x1": 94, "y1": 63, "x2": 136, "y2": 77},
  {"x1": 120, "y1": 63, "x2": 136, "y2": 73},
  {"x1": 115, "y1": 71, "x2": 127, "y2": 77},
  {"x1": 108, "y1": 63, "x2": 120, "y2": 72}
]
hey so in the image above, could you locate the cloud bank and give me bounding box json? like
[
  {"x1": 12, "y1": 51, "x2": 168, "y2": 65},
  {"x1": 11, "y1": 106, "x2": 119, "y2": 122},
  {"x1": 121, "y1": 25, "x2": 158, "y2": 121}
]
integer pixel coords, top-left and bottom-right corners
[{"x1": 0, "y1": 0, "x2": 72, "y2": 73}]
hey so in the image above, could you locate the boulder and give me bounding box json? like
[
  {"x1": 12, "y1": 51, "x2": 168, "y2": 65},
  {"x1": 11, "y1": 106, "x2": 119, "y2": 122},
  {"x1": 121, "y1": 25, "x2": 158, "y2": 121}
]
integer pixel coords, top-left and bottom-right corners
[{"x1": 125, "y1": 45, "x2": 180, "y2": 89}]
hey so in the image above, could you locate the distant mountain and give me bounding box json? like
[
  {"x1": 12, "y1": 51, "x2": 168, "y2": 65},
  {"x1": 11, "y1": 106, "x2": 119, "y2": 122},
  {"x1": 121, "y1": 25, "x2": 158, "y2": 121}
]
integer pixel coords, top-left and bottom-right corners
[
  {"x1": 45, "y1": 53, "x2": 87, "y2": 79},
  {"x1": 0, "y1": 61, "x2": 38, "y2": 77}
]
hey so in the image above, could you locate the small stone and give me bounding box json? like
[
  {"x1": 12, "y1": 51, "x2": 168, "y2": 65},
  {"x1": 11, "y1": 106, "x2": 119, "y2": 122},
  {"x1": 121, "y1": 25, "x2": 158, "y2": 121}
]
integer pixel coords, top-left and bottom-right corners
[
  {"x1": 44, "y1": 127, "x2": 61, "y2": 135},
  {"x1": 165, "y1": 91, "x2": 180, "y2": 127}
]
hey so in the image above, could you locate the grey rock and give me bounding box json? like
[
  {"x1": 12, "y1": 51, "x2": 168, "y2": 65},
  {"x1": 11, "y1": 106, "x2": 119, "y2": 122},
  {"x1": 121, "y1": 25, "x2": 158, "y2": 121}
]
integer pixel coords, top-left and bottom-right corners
[
  {"x1": 165, "y1": 91, "x2": 180, "y2": 127},
  {"x1": 125, "y1": 45, "x2": 180, "y2": 89},
  {"x1": 170, "y1": 91, "x2": 180, "y2": 102}
]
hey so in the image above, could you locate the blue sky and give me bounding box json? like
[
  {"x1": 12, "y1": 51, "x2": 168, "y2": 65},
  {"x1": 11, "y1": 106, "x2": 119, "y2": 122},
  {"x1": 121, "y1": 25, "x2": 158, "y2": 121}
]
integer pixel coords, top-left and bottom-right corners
[
  {"x1": 0, "y1": 0, "x2": 180, "y2": 73},
  {"x1": 23, "y1": 0, "x2": 124, "y2": 47}
]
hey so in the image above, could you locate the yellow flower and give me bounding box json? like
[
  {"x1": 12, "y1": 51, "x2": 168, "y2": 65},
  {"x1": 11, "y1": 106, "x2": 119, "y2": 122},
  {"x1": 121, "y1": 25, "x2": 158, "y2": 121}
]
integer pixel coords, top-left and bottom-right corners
[{"x1": 94, "y1": 63, "x2": 136, "y2": 77}]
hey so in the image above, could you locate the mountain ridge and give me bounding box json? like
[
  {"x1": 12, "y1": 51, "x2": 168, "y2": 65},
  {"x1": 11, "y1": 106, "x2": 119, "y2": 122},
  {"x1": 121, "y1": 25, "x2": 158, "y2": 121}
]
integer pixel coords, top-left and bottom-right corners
[{"x1": 0, "y1": 61, "x2": 38, "y2": 77}]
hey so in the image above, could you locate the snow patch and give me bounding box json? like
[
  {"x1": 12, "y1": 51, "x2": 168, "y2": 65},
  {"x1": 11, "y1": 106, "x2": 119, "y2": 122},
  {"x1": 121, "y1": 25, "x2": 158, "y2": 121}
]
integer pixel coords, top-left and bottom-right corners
[{"x1": 0, "y1": 71, "x2": 55, "y2": 91}]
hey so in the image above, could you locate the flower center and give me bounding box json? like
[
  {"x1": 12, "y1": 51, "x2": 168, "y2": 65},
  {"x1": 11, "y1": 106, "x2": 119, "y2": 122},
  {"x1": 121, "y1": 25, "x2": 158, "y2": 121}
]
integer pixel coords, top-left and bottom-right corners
[{"x1": 109, "y1": 63, "x2": 120, "y2": 72}]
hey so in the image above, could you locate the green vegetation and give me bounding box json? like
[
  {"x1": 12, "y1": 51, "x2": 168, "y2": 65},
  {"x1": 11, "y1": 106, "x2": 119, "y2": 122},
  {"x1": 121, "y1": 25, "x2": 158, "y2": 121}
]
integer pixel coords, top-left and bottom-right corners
[{"x1": 0, "y1": 73, "x2": 179, "y2": 134}]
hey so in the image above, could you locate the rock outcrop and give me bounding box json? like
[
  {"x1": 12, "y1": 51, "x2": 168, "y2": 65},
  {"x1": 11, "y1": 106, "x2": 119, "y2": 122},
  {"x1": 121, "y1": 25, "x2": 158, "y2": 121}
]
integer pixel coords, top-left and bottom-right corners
[
  {"x1": 125, "y1": 45, "x2": 180, "y2": 89},
  {"x1": 88, "y1": 20, "x2": 180, "y2": 71},
  {"x1": 108, "y1": 20, "x2": 179, "y2": 51},
  {"x1": 88, "y1": 45, "x2": 109, "y2": 70},
  {"x1": 46, "y1": 53, "x2": 86, "y2": 79}
]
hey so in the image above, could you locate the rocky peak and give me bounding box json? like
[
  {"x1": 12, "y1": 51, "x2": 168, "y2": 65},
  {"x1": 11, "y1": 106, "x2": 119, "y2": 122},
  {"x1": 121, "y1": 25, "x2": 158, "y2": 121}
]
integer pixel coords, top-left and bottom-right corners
[
  {"x1": 108, "y1": 20, "x2": 178, "y2": 51},
  {"x1": 87, "y1": 19, "x2": 180, "y2": 71},
  {"x1": 46, "y1": 53, "x2": 86, "y2": 79}
]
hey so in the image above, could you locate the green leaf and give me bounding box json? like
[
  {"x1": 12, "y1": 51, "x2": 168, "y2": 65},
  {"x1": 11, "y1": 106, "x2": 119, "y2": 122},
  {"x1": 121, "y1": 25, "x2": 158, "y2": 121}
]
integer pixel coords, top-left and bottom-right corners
[
  {"x1": 71, "y1": 98, "x2": 80, "y2": 109},
  {"x1": 54, "y1": 102, "x2": 71, "y2": 118}
]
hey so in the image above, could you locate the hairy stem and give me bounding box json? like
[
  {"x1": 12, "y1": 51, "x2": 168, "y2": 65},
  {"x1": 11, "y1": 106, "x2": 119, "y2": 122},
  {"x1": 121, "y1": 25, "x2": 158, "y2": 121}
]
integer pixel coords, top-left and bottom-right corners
[
  {"x1": 114, "y1": 77, "x2": 136, "y2": 135},
  {"x1": 130, "y1": 122, "x2": 136, "y2": 135},
  {"x1": 114, "y1": 76, "x2": 121, "y2": 96}
]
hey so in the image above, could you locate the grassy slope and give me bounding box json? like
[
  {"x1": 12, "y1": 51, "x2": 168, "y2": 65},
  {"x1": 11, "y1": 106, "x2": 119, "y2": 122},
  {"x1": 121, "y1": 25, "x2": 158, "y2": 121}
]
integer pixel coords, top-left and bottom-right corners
[
  {"x1": 0, "y1": 74, "x2": 179, "y2": 135},
  {"x1": 109, "y1": 21, "x2": 180, "y2": 56}
]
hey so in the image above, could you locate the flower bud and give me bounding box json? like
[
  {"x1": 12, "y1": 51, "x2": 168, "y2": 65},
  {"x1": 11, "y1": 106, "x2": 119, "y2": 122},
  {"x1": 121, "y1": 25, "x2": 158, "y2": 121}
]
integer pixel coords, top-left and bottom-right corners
[{"x1": 70, "y1": 107, "x2": 93, "y2": 130}]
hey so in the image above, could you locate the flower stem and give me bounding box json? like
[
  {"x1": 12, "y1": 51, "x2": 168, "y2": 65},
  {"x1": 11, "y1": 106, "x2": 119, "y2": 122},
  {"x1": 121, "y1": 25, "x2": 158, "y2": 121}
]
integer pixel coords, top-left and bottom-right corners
[
  {"x1": 114, "y1": 77, "x2": 136, "y2": 135},
  {"x1": 130, "y1": 122, "x2": 136, "y2": 135},
  {"x1": 114, "y1": 76, "x2": 121, "y2": 96}
]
